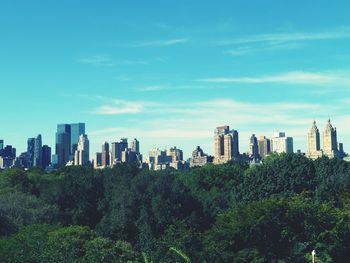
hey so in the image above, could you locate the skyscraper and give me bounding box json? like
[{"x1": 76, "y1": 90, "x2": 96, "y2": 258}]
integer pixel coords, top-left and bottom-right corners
[
  {"x1": 55, "y1": 123, "x2": 85, "y2": 167},
  {"x1": 131, "y1": 138, "x2": 140, "y2": 154},
  {"x1": 0, "y1": 140, "x2": 3, "y2": 151},
  {"x1": 322, "y1": 119, "x2": 338, "y2": 158},
  {"x1": 110, "y1": 138, "x2": 128, "y2": 165},
  {"x1": 258, "y1": 136, "x2": 271, "y2": 159},
  {"x1": 307, "y1": 121, "x2": 323, "y2": 160},
  {"x1": 271, "y1": 132, "x2": 293, "y2": 154},
  {"x1": 70, "y1": 123, "x2": 85, "y2": 156},
  {"x1": 56, "y1": 124, "x2": 71, "y2": 168},
  {"x1": 167, "y1": 147, "x2": 183, "y2": 162},
  {"x1": 42, "y1": 145, "x2": 51, "y2": 169},
  {"x1": 214, "y1": 125, "x2": 239, "y2": 164},
  {"x1": 93, "y1": 153, "x2": 102, "y2": 168},
  {"x1": 27, "y1": 138, "x2": 35, "y2": 167},
  {"x1": 101, "y1": 141, "x2": 110, "y2": 167},
  {"x1": 2, "y1": 145, "x2": 16, "y2": 159},
  {"x1": 33, "y1": 134, "x2": 42, "y2": 167},
  {"x1": 249, "y1": 134, "x2": 259, "y2": 160},
  {"x1": 74, "y1": 134, "x2": 89, "y2": 166}
]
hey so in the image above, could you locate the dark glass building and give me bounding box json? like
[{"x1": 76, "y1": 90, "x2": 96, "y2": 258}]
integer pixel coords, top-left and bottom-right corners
[
  {"x1": 27, "y1": 138, "x2": 35, "y2": 167},
  {"x1": 42, "y1": 145, "x2": 51, "y2": 168},
  {"x1": 3, "y1": 145, "x2": 16, "y2": 159},
  {"x1": 56, "y1": 124, "x2": 71, "y2": 168}
]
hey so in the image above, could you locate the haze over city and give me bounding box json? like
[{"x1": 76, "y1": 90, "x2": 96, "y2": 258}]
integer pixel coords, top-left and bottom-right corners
[{"x1": 2, "y1": 0, "x2": 350, "y2": 158}]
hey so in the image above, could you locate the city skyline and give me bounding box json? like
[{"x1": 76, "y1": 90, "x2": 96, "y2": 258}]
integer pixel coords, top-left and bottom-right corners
[
  {"x1": 2, "y1": 1, "x2": 350, "y2": 156},
  {"x1": 0, "y1": 118, "x2": 346, "y2": 163}
]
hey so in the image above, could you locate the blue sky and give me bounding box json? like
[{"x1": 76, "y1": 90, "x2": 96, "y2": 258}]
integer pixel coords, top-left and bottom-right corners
[{"x1": 1, "y1": 0, "x2": 350, "y2": 158}]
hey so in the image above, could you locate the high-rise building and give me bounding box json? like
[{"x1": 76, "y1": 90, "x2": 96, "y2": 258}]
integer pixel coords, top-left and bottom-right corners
[
  {"x1": 0, "y1": 140, "x2": 3, "y2": 151},
  {"x1": 249, "y1": 134, "x2": 259, "y2": 160},
  {"x1": 56, "y1": 124, "x2": 71, "y2": 167},
  {"x1": 55, "y1": 123, "x2": 86, "y2": 167},
  {"x1": 33, "y1": 134, "x2": 42, "y2": 167},
  {"x1": 271, "y1": 132, "x2": 293, "y2": 154},
  {"x1": 93, "y1": 152, "x2": 102, "y2": 169},
  {"x1": 190, "y1": 146, "x2": 213, "y2": 167},
  {"x1": 27, "y1": 138, "x2": 35, "y2": 167},
  {"x1": 167, "y1": 147, "x2": 183, "y2": 162},
  {"x1": 258, "y1": 136, "x2": 271, "y2": 159},
  {"x1": 74, "y1": 134, "x2": 89, "y2": 166},
  {"x1": 101, "y1": 141, "x2": 110, "y2": 167},
  {"x1": 131, "y1": 138, "x2": 140, "y2": 154},
  {"x1": 214, "y1": 125, "x2": 239, "y2": 164},
  {"x1": 322, "y1": 119, "x2": 338, "y2": 158},
  {"x1": 70, "y1": 123, "x2": 85, "y2": 156},
  {"x1": 42, "y1": 145, "x2": 51, "y2": 168},
  {"x1": 307, "y1": 121, "x2": 323, "y2": 160},
  {"x1": 110, "y1": 138, "x2": 128, "y2": 165}
]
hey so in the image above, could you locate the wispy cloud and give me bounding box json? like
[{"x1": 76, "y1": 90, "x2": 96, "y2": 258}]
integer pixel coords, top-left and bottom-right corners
[
  {"x1": 219, "y1": 27, "x2": 350, "y2": 56},
  {"x1": 78, "y1": 55, "x2": 114, "y2": 66},
  {"x1": 78, "y1": 56, "x2": 149, "y2": 67},
  {"x1": 197, "y1": 71, "x2": 350, "y2": 86},
  {"x1": 139, "y1": 85, "x2": 166, "y2": 92},
  {"x1": 92, "y1": 100, "x2": 143, "y2": 115},
  {"x1": 217, "y1": 26, "x2": 350, "y2": 46},
  {"x1": 128, "y1": 38, "x2": 189, "y2": 47},
  {"x1": 224, "y1": 42, "x2": 303, "y2": 56}
]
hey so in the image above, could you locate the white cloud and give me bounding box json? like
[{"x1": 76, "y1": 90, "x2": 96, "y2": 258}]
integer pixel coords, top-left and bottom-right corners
[
  {"x1": 78, "y1": 56, "x2": 149, "y2": 67},
  {"x1": 216, "y1": 27, "x2": 350, "y2": 46},
  {"x1": 78, "y1": 55, "x2": 114, "y2": 66},
  {"x1": 224, "y1": 42, "x2": 303, "y2": 56},
  {"x1": 129, "y1": 38, "x2": 189, "y2": 47},
  {"x1": 197, "y1": 71, "x2": 350, "y2": 86},
  {"x1": 92, "y1": 100, "x2": 143, "y2": 115},
  {"x1": 139, "y1": 85, "x2": 166, "y2": 91}
]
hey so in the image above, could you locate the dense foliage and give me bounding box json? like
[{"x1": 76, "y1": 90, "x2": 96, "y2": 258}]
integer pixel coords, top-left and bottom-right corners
[{"x1": 1, "y1": 153, "x2": 350, "y2": 262}]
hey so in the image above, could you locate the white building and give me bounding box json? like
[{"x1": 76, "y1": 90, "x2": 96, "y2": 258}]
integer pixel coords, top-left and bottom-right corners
[
  {"x1": 271, "y1": 132, "x2": 293, "y2": 154},
  {"x1": 74, "y1": 134, "x2": 90, "y2": 166}
]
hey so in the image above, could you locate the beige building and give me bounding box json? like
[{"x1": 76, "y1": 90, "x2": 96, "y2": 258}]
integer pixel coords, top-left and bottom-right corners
[
  {"x1": 258, "y1": 136, "x2": 271, "y2": 159},
  {"x1": 214, "y1": 125, "x2": 239, "y2": 164},
  {"x1": 307, "y1": 121, "x2": 323, "y2": 160},
  {"x1": 322, "y1": 119, "x2": 338, "y2": 158},
  {"x1": 190, "y1": 146, "x2": 213, "y2": 167}
]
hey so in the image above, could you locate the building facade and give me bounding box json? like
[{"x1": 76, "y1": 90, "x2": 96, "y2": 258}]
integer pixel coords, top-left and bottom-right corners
[
  {"x1": 271, "y1": 132, "x2": 293, "y2": 154},
  {"x1": 74, "y1": 134, "x2": 90, "y2": 166},
  {"x1": 101, "y1": 141, "x2": 110, "y2": 167},
  {"x1": 33, "y1": 134, "x2": 42, "y2": 167},
  {"x1": 42, "y1": 145, "x2": 51, "y2": 168},
  {"x1": 190, "y1": 146, "x2": 213, "y2": 167},
  {"x1": 214, "y1": 125, "x2": 239, "y2": 164},
  {"x1": 307, "y1": 121, "x2": 323, "y2": 159},
  {"x1": 249, "y1": 134, "x2": 259, "y2": 160},
  {"x1": 322, "y1": 119, "x2": 338, "y2": 158},
  {"x1": 258, "y1": 136, "x2": 271, "y2": 159}
]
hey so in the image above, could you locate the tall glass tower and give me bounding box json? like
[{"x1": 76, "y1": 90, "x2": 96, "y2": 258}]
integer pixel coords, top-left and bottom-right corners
[
  {"x1": 55, "y1": 123, "x2": 85, "y2": 168},
  {"x1": 70, "y1": 123, "x2": 85, "y2": 155}
]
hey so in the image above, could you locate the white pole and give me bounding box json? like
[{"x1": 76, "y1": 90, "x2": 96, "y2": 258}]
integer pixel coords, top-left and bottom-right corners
[{"x1": 312, "y1": 250, "x2": 316, "y2": 263}]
